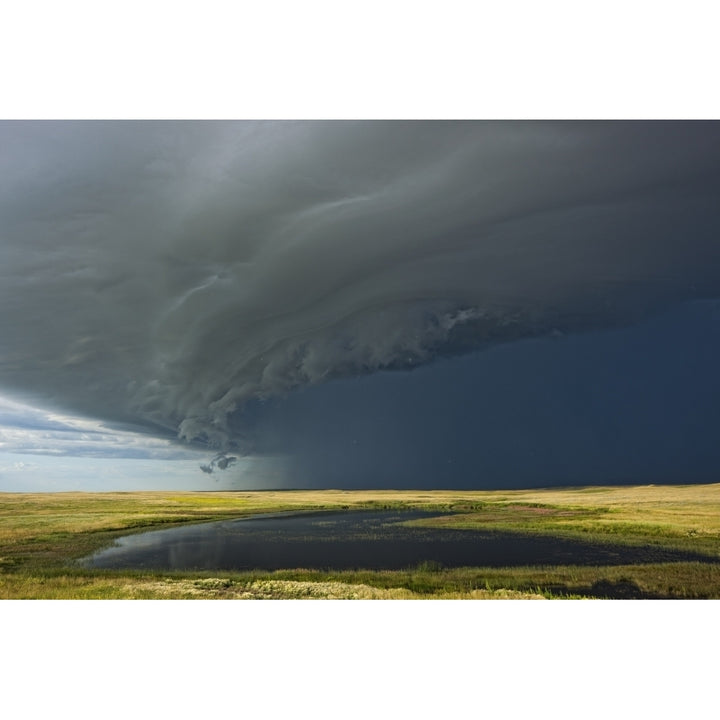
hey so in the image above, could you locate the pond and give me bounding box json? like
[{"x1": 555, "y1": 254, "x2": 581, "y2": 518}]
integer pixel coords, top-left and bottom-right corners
[{"x1": 79, "y1": 510, "x2": 713, "y2": 571}]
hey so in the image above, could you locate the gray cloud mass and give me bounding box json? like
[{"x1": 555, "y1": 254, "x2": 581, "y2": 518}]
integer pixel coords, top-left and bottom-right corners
[{"x1": 1, "y1": 121, "x2": 720, "y2": 465}]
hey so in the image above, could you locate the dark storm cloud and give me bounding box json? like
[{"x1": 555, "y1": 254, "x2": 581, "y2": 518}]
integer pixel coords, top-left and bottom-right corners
[
  {"x1": 1, "y1": 121, "x2": 720, "y2": 461},
  {"x1": 199, "y1": 452, "x2": 239, "y2": 474},
  {"x1": 245, "y1": 299, "x2": 720, "y2": 489}
]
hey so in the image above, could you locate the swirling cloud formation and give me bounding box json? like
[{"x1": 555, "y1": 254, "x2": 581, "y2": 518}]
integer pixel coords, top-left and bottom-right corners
[{"x1": 1, "y1": 121, "x2": 719, "y2": 455}]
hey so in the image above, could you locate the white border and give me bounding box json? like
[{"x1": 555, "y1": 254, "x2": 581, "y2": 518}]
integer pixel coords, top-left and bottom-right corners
[{"x1": 1, "y1": 2, "x2": 719, "y2": 118}]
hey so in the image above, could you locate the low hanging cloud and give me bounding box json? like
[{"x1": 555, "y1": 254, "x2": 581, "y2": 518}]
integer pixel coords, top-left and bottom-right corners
[
  {"x1": 199, "y1": 452, "x2": 239, "y2": 474},
  {"x1": 1, "y1": 121, "x2": 720, "y2": 457}
]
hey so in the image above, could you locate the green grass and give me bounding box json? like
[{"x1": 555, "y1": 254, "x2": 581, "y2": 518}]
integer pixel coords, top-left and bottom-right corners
[{"x1": 1, "y1": 484, "x2": 720, "y2": 599}]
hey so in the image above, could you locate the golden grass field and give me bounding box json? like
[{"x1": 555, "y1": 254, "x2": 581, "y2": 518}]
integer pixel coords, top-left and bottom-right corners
[{"x1": 1, "y1": 484, "x2": 719, "y2": 599}]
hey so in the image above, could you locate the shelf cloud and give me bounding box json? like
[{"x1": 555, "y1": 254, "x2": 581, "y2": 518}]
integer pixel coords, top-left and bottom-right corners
[{"x1": 1, "y1": 121, "x2": 720, "y2": 470}]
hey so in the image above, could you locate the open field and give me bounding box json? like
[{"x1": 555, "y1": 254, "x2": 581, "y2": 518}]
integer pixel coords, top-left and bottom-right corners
[{"x1": 2, "y1": 484, "x2": 720, "y2": 599}]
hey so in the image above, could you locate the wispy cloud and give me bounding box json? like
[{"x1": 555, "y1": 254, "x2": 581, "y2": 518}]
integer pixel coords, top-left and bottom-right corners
[{"x1": 0, "y1": 395, "x2": 202, "y2": 460}]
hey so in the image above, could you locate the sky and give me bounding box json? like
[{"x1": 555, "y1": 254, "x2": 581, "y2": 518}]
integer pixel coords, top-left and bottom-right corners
[{"x1": 1, "y1": 120, "x2": 720, "y2": 490}]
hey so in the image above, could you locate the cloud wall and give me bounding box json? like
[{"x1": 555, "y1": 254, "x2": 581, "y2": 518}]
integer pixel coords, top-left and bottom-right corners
[{"x1": 1, "y1": 121, "x2": 719, "y2": 455}]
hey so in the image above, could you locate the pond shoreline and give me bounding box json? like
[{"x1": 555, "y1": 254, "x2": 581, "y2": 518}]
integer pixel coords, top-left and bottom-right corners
[{"x1": 79, "y1": 509, "x2": 717, "y2": 573}]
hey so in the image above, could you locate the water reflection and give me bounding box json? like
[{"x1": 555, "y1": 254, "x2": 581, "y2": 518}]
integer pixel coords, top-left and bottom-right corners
[{"x1": 80, "y1": 510, "x2": 715, "y2": 571}]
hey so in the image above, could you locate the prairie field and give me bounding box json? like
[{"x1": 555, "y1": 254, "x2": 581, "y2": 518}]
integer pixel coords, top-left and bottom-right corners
[{"x1": 1, "y1": 484, "x2": 720, "y2": 599}]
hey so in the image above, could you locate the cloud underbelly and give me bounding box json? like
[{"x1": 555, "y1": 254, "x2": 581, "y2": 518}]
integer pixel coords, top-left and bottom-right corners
[{"x1": 1, "y1": 121, "x2": 719, "y2": 454}]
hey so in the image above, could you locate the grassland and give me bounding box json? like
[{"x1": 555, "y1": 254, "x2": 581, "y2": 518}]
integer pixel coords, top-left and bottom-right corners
[{"x1": 1, "y1": 484, "x2": 720, "y2": 599}]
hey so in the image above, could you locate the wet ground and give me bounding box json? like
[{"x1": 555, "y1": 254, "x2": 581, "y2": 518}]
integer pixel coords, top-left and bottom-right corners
[{"x1": 80, "y1": 510, "x2": 716, "y2": 571}]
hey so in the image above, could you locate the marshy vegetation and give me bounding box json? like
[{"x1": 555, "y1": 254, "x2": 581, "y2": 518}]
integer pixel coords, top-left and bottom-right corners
[{"x1": 1, "y1": 484, "x2": 720, "y2": 599}]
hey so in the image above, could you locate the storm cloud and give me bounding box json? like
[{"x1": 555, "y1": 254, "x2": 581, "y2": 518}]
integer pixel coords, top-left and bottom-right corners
[{"x1": 1, "y1": 121, "x2": 720, "y2": 484}]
